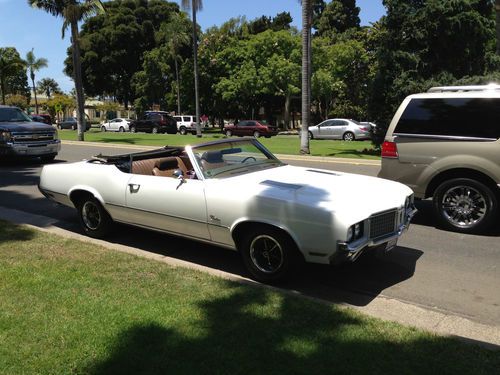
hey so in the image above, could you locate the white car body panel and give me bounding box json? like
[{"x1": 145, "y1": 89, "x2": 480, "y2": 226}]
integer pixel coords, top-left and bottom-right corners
[
  {"x1": 39, "y1": 140, "x2": 415, "y2": 266},
  {"x1": 101, "y1": 118, "x2": 130, "y2": 132}
]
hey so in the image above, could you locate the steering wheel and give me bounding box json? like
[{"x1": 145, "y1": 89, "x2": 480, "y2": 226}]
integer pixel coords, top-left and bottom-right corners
[{"x1": 241, "y1": 156, "x2": 257, "y2": 163}]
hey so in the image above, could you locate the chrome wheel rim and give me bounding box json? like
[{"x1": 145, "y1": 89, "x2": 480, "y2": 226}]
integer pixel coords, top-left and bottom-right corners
[
  {"x1": 82, "y1": 201, "x2": 101, "y2": 230},
  {"x1": 152, "y1": 127, "x2": 158, "y2": 134},
  {"x1": 253, "y1": 131, "x2": 260, "y2": 138},
  {"x1": 343, "y1": 133, "x2": 354, "y2": 141},
  {"x1": 441, "y1": 185, "x2": 487, "y2": 228},
  {"x1": 249, "y1": 235, "x2": 284, "y2": 274}
]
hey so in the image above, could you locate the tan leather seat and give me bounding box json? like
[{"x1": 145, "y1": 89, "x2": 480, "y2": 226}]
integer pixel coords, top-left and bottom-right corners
[{"x1": 152, "y1": 157, "x2": 180, "y2": 177}]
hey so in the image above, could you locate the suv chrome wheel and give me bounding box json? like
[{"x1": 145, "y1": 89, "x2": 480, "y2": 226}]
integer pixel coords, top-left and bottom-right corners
[{"x1": 433, "y1": 178, "x2": 497, "y2": 233}]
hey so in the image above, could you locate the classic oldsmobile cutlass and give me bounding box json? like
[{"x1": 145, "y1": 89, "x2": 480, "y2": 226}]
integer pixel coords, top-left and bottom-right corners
[{"x1": 39, "y1": 138, "x2": 416, "y2": 282}]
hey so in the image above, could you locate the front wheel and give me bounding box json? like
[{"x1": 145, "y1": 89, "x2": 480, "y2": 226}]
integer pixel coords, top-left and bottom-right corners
[
  {"x1": 253, "y1": 131, "x2": 260, "y2": 138},
  {"x1": 225, "y1": 129, "x2": 232, "y2": 137},
  {"x1": 179, "y1": 126, "x2": 187, "y2": 135},
  {"x1": 433, "y1": 178, "x2": 498, "y2": 233},
  {"x1": 101, "y1": 126, "x2": 106, "y2": 132},
  {"x1": 343, "y1": 131, "x2": 355, "y2": 141},
  {"x1": 77, "y1": 197, "x2": 113, "y2": 238},
  {"x1": 308, "y1": 131, "x2": 314, "y2": 140},
  {"x1": 152, "y1": 126, "x2": 159, "y2": 134},
  {"x1": 72, "y1": 124, "x2": 76, "y2": 131},
  {"x1": 119, "y1": 126, "x2": 125, "y2": 132},
  {"x1": 40, "y1": 154, "x2": 56, "y2": 163},
  {"x1": 239, "y1": 226, "x2": 303, "y2": 283},
  {"x1": 130, "y1": 126, "x2": 136, "y2": 133}
]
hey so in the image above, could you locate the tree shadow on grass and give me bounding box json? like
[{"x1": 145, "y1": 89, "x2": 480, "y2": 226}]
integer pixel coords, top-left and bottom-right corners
[
  {"x1": 85, "y1": 283, "x2": 499, "y2": 375},
  {"x1": 0, "y1": 220, "x2": 35, "y2": 243},
  {"x1": 326, "y1": 148, "x2": 380, "y2": 158},
  {"x1": 97, "y1": 138, "x2": 145, "y2": 145}
]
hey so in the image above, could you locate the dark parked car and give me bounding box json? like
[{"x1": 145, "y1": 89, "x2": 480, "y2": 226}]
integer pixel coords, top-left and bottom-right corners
[
  {"x1": 30, "y1": 113, "x2": 52, "y2": 125},
  {"x1": 0, "y1": 105, "x2": 60, "y2": 162},
  {"x1": 224, "y1": 120, "x2": 278, "y2": 138},
  {"x1": 129, "y1": 111, "x2": 177, "y2": 134},
  {"x1": 57, "y1": 117, "x2": 90, "y2": 131}
]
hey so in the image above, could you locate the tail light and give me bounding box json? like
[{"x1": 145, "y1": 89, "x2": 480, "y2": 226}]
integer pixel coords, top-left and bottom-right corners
[
  {"x1": 381, "y1": 141, "x2": 398, "y2": 158},
  {"x1": 360, "y1": 126, "x2": 370, "y2": 131}
]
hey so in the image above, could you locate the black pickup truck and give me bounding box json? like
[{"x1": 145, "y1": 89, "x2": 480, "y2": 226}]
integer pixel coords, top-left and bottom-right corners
[
  {"x1": 0, "y1": 105, "x2": 60, "y2": 162},
  {"x1": 129, "y1": 111, "x2": 177, "y2": 134}
]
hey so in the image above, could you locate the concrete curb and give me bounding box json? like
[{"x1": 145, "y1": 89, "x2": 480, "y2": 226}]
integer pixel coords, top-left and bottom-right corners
[
  {"x1": 60, "y1": 140, "x2": 382, "y2": 166},
  {"x1": 1, "y1": 206, "x2": 498, "y2": 349}
]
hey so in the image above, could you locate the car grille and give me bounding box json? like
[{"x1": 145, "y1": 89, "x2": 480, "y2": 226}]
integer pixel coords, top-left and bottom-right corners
[
  {"x1": 11, "y1": 132, "x2": 55, "y2": 143},
  {"x1": 369, "y1": 209, "x2": 397, "y2": 239}
]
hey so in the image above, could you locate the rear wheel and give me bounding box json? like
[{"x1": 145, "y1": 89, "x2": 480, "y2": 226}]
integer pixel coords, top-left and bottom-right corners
[
  {"x1": 77, "y1": 197, "x2": 113, "y2": 239},
  {"x1": 179, "y1": 126, "x2": 187, "y2": 135},
  {"x1": 433, "y1": 178, "x2": 497, "y2": 233},
  {"x1": 130, "y1": 126, "x2": 136, "y2": 133},
  {"x1": 101, "y1": 126, "x2": 106, "y2": 132},
  {"x1": 72, "y1": 124, "x2": 76, "y2": 131},
  {"x1": 119, "y1": 126, "x2": 125, "y2": 132},
  {"x1": 343, "y1": 131, "x2": 355, "y2": 141},
  {"x1": 152, "y1": 126, "x2": 159, "y2": 134},
  {"x1": 239, "y1": 226, "x2": 303, "y2": 283},
  {"x1": 253, "y1": 131, "x2": 260, "y2": 138},
  {"x1": 225, "y1": 129, "x2": 232, "y2": 137}
]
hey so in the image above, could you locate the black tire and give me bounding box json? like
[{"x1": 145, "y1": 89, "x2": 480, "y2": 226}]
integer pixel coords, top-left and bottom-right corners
[
  {"x1": 101, "y1": 126, "x2": 106, "y2": 132},
  {"x1": 308, "y1": 131, "x2": 314, "y2": 140},
  {"x1": 239, "y1": 226, "x2": 303, "y2": 283},
  {"x1": 130, "y1": 126, "x2": 136, "y2": 133},
  {"x1": 77, "y1": 197, "x2": 113, "y2": 238},
  {"x1": 72, "y1": 124, "x2": 77, "y2": 131},
  {"x1": 191, "y1": 131, "x2": 197, "y2": 135},
  {"x1": 433, "y1": 178, "x2": 498, "y2": 233},
  {"x1": 253, "y1": 131, "x2": 260, "y2": 138},
  {"x1": 119, "y1": 126, "x2": 125, "y2": 132},
  {"x1": 152, "y1": 126, "x2": 159, "y2": 134},
  {"x1": 179, "y1": 126, "x2": 187, "y2": 135},
  {"x1": 343, "y1": 131, "x2": 355, "y2": 141},
  {"x1": 40, "y1": 154, "x2": 56, "y2": 163},
  {"x1": 225, "y1": 129, "x2": 232, "y2": 137}
]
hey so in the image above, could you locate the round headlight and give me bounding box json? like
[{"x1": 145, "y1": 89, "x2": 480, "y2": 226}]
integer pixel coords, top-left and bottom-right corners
[{"x1": 354, "y1": 223, "x2": 361, "y2": 238}]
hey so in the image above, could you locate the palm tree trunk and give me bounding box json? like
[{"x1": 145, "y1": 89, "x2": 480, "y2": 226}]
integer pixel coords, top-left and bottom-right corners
[
  {"x1": 284, "y1": 92, "x2": 291, "y2": 130},
  {"x1": 175, "y1": 58, "x2": 181, "y2": 114},
  {"x1": 192, "y1": 5, "x2": 201, "y2": 137},
  {"x1": 0, "y1": 76, "x2": 5, "y2": 105},
  {"x1": 300, "y1": 0, "x2": 311, "y2": 154},
  {"x1": 31, "y1": 72, "x2": 38, "y2": 113},
  {"x1": 496, "y1": 0, "x2": 500, "y2": 55},
  {"x1": 71, "y1": 21, "x2": 86, "y2": 141}
]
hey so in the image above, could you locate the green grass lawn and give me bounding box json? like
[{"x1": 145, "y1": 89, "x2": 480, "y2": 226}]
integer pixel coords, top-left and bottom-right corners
[
  {"x1": 0, "y1": 221, "x2": 498, "y2": 374},
  {"x1": 58, "y1": 128, "x2": 381, "y2": 159}
]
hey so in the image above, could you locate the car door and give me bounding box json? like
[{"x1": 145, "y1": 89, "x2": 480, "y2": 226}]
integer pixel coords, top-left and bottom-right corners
[
  {"x1": 331, "y1": 120, "x2": 348, "y2": 139},
  {"x1": 113, "y1": 119, "x2": 122, "y2": 131},
  {"x1": 316, "y1": 120, "x2": 333, "y2": 139},
  {"x1": 246, "y1": 121, "x2": 258, "y2": 136},
  {"x1": 233, "y1": 120, "x2": 245, "y2": 136},
  {"x1": 125, "y1": 174, "x2": 210, "y2": 240}
]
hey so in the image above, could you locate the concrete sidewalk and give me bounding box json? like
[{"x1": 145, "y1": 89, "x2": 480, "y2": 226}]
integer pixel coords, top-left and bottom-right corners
[{"x1": 1, "y1": 205, "x2": 498, "y2": 349}]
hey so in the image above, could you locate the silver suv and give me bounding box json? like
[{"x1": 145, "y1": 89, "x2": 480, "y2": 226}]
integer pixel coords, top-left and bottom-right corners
[
  {"x1": 308, "y1": 118, "x2": 372, "y2": 141},
  {"x1": 378, "y1": 85, "x2": 500, "y2": 233}
]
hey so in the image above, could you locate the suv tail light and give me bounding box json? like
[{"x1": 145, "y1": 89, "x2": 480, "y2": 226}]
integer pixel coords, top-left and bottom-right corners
[{"x1": 381, "y1": 141, "x2": 399, "y2": 158}]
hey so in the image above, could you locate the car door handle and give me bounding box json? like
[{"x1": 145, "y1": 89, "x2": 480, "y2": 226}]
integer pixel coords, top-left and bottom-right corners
[{"x1": 128, "y1": 184, "x2": 140, "y2": 193}]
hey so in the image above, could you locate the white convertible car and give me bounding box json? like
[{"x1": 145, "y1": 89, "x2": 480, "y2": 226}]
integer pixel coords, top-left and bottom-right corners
[{"x1": 39, "y1": 138, "x2": 416, "y2": 282}]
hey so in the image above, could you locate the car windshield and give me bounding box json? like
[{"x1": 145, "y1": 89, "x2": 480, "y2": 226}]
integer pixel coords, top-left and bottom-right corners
[
  {"x1": 191, "y1": 139, "x2": 284, "y2": 179},
  {"x1": 0, "y1": 108, "x2": 32, "y2": 122}
]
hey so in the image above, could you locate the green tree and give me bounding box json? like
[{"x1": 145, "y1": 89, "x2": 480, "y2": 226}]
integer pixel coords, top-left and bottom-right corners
[
  {"x1": 29, "y1": 0, "x2": 105, "y2": 141},
  {"x1": 44, "y1": 94, "x2": 76, "y2": 123},
  {"x1": 0, "y1": 47, "x2": 27, "y2": 105},
  {"x1": 5, "y1": 94, "x2": 30, "y2": 110},
  {"x1": 25, "y1": 48, "x2": 48, "y2": 113},
  {"x1": 156, "y1": 12, "x2": 191, "y2": 115},
  {"x1": 37, "y1": 77, "x2": 62, "y2": 99},
  {"x1": 182, "y1": 0, "x2": 203, "y2": 137},
  {"x1": 316, "y1": 0, "x2": 360, "y2": 37}
]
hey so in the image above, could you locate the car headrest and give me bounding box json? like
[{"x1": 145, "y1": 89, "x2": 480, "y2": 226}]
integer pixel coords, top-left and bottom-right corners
[
  {"x1": 201, "y1": 151, "x2": 224, "y2": 163},
  {"x1": 155, "y1": 157, "x2": 179, "y2": 170}
]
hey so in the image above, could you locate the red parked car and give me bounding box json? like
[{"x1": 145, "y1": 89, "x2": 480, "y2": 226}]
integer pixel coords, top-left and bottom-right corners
[
  {"x1": 30, "y1": 113, "x2": 52, "y2": 125},
  {"x1": 224, "y1": 120, "x2": 278, "y2": 138}
]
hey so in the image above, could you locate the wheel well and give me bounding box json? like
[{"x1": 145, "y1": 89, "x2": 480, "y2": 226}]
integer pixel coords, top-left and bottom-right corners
[
  {"x1": 425, "y1": 168, "x2": 499, "y2": 198},
  {"x1": 231, "y1": 221, "x2": 303, "y2": 258},
  {"x1": 69, "y1": 190, "x2": 95, "y2": 208}
]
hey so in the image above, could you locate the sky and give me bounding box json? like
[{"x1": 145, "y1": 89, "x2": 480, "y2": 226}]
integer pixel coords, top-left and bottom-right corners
[{"x1": 0, "y1": 0, "x2": 385, "y2": 93}]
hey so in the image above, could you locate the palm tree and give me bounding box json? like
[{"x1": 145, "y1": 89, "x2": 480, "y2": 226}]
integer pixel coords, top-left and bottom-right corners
[
  {"x1": 0, "y1": 48, "x2": 26, "y2": 105},
  {"x1": 181, "y1": 0, "x2": 203, "y2": 137},
  {"x1": 496, "y1": 0, "x2": 500, "y2": 54},
  {"x1": 25, "y1": 49, "x2": 48, "y2": 113},
  {"x1": 158, "y1": 12, "x2": 190, "y2": 115},
  {"x1": 37, "y1": 77, "x2": 62, "y2": 99},
  {"x1": 29, "y1": 0, "x2": 105, "y2": 141},
  {"x1": 300, "y1": 0, "x2": 312, "y2": 154}
]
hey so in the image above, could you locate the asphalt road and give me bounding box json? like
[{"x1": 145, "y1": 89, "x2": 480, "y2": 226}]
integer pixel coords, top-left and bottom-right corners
[{"x1": 1, "y1": 141, "x2": 499, "y2": 327}]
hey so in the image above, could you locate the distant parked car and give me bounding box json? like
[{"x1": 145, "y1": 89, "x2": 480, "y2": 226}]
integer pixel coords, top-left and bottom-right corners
[
  {"x1": 224, "y1": 120, "x2": 278, "y2": 138},
  {"x1": 129, "y1": 111, "x2": 177, "y2": 134},
  {"x1": 100, "y1": 118, "x2": 131, "y2": 132},
  {"x1": 309, "y1": 119, "x2": 371, "y2": 141},
  {"x1": 57, "y1": 117, "x2": 90, "y2": 131},
  {"x1": 30, "y1": 113, "x2": 52, "y2": 125},
  {"x1": 173, "y1": 115, "x2": 199, "y2": 135}
]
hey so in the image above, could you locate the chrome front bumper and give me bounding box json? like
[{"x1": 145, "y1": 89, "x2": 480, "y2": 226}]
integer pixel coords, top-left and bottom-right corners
[
  {"x1": 332, "y1": 207, "x2": 418, "y2": 264},
  {"x1": 0, "y1": 140, "x2": 61, "y2": 156}
]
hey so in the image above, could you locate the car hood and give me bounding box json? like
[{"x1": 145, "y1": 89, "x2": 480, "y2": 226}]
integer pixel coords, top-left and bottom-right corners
[
  {"x1": 207, "y1": 164, "x2": 413, "y2": 223},
  {"x1": 0, "y1": 121, "x2": 55, "y2": 132}
]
